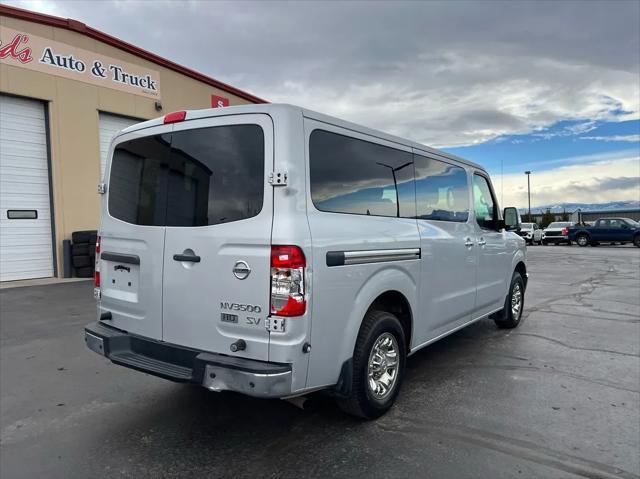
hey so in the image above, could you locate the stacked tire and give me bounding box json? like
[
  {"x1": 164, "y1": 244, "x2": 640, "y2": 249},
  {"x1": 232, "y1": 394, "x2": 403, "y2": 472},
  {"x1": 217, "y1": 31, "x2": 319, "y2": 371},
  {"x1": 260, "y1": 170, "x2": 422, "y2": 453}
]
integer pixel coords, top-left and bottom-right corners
[{"x1": 72, "y1": 230, "x2": 97, "y2": 278}]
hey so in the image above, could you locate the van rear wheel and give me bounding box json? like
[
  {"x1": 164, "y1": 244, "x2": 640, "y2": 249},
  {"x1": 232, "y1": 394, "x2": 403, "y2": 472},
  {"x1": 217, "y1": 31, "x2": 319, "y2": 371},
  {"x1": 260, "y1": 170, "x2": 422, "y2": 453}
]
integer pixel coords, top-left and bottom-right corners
[
  {"x1": 493, "y1": 271, "x2": 525, "y2": 329},
  {"x1": 337, "y1": 310, "x2": 406, "y2": 419}
]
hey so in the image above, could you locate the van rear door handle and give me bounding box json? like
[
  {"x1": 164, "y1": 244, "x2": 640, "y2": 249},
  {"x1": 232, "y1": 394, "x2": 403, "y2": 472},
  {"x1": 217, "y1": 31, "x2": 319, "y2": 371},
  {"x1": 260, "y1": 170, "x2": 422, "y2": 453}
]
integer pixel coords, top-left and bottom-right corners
[
  {"x1": 173, "y1": 254, "x2": 201, "y2": 263},
  {"x1": 464, "y1": 238, "x2": 474, "y2": 247}
]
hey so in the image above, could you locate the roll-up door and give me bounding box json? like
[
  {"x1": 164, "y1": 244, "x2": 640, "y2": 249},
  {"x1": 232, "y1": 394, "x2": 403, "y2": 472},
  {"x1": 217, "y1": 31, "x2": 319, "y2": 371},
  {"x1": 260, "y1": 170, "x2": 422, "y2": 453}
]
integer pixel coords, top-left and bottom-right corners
[
  {"x1": 0, "y1": 95, "x2": 54, "y2": 281},
  {"x1": 98, "y1": 112, "x2": 141, "y2": 178}
]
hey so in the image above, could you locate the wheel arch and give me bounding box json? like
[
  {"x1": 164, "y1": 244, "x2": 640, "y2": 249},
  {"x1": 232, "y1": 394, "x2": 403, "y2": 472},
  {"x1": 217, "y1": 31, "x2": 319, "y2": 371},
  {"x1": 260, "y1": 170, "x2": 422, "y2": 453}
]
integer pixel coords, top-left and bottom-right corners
[
  {"x1": 334, "y1": 288, "x2": 414, "y2": 398},
  {"x1": 367, "y1": 290, "x2": 413, "y2": 351},
  {"x1": 514, "y1": 261, "x2": 528, "y2": 290},
  {"x1": 333, "y1": 269, "x2": 417, "y2": 396}
]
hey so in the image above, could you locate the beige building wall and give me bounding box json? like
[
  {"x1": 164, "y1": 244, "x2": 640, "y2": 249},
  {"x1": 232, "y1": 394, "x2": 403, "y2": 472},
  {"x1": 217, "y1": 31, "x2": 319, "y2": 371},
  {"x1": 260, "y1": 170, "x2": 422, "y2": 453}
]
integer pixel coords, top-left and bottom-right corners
[{"x1": 0, "y1": 15, "x2": 255, "y2": 277}]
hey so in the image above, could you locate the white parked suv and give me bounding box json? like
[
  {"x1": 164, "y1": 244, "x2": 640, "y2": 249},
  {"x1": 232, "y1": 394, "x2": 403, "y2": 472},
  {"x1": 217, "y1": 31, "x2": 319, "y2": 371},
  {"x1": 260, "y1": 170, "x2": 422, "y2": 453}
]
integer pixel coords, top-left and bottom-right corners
[
  {"x1": 518, "y1": 222, "x2": 543, "y2": 245},
  {"x1": 85, "y1": 104, "x2": 528, "y2": 418}
]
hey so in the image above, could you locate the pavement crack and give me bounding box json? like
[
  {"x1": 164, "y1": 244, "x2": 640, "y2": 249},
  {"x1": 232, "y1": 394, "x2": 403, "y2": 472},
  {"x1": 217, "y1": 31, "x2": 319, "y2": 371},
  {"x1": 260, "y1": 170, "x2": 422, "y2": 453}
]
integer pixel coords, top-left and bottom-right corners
[
  {"x1": 428, "y1": 364, "x2": 639, "y2": 393},
  {"x1": 377, "y1": 418, "x2": 639, "y2": 479},
  {"x1": 512, "y1": 332, "x2": 639, "y2": 358},
  {"x1": 532, "y1": 309, "x2": 640, "y2": 323}
]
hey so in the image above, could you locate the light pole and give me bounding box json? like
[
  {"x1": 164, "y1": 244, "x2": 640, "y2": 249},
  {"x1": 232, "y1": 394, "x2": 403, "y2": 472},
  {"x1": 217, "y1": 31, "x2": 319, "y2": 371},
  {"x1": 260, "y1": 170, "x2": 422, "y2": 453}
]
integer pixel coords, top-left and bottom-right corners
[
  {"x1": 524, "y1": 170, "x2": 531, "y2": 221},
  {"x1": 376, "y1": 161, "x2": 413, "y2": 217}
]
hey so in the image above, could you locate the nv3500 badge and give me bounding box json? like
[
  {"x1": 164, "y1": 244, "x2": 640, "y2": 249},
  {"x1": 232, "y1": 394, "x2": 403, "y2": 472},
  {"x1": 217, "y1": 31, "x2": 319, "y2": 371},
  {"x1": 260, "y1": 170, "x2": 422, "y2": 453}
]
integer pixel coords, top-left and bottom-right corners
[{"x1": 220, "y1": 302, "x2": 262, "y2": 313}]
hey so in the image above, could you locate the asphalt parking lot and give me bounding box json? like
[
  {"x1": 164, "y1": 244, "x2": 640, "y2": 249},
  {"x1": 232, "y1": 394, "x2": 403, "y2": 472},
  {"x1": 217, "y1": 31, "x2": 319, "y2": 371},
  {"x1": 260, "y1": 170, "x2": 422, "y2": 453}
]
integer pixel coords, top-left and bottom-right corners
[{"x1": 1, "y1": 245, "x2": 639, "y2": 479}]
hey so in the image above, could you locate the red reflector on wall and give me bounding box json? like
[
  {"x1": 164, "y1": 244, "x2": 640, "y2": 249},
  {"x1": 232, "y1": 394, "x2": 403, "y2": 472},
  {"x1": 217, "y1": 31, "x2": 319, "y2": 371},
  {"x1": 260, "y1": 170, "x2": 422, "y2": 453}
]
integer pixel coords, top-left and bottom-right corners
[
  {"x1": 211, "y1": 95, "x2": 230, "y2": 108},
  {"x1": 163, "y1": 111, "x2": 186, "y2": 124}
]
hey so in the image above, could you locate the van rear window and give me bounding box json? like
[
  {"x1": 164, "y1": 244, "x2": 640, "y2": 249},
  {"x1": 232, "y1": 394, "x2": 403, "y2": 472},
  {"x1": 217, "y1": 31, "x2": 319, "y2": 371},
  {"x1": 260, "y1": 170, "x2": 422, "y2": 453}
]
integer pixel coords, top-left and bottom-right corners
[{"x1": 108, "y1": 125, "x2": 264, "y2": 226}]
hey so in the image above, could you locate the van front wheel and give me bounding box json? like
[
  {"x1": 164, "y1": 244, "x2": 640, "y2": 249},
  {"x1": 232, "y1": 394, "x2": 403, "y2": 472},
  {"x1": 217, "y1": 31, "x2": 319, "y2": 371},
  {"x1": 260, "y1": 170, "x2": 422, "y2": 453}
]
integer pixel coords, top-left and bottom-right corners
[
  {"x1": 493, "y1": 271, "x2": 525, "y2": 329},
  {"x1": 337, "y1": 310, "x2": 406, "y2": 419}
]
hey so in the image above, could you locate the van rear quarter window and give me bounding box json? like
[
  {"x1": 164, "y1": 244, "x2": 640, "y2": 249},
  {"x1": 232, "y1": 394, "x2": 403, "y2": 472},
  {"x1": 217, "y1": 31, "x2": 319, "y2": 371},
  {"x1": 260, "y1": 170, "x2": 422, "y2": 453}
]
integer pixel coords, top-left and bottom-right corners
[
  {"x1": 309, "y1": 129, "x2": 415, "y2": 218},
  {"x1": 108, "y1": 125, "x2": 264, "y2": 226}
]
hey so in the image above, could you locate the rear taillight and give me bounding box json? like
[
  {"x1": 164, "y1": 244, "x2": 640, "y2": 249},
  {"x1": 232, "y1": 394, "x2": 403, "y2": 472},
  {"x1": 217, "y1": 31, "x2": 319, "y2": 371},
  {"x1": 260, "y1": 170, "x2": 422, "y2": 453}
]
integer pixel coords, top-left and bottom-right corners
[
  {"x1": 94, "y1": 236, "x2": 101, "y2": 292},
  {"x1": 270, "y1": 245, "x2": 306, "y2": 317},
  {"x1": 561, "y1": 227, "x2": 569, "y2": 236}
]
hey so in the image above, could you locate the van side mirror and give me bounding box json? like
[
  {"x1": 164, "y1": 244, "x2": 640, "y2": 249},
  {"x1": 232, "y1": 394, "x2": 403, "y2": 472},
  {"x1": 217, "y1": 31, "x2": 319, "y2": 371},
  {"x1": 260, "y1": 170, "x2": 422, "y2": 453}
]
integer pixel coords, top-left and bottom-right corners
[{"x1": 503, "y1": 207, "x2": 521, "y2": 232}]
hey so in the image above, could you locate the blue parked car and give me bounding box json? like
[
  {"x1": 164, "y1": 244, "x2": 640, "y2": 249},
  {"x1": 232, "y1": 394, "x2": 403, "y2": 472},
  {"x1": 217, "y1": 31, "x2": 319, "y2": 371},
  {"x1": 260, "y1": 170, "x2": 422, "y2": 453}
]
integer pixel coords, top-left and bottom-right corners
[{"x1": 568, "y1": 218, "x2": 640, "y2": 247}]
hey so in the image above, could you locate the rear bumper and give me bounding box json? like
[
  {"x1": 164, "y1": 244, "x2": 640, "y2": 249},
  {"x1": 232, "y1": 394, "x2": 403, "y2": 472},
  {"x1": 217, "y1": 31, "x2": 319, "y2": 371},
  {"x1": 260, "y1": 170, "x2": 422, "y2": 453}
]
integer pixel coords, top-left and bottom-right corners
[{"x1": 84, "y1": 322, "x2": 293, "y2": 398}]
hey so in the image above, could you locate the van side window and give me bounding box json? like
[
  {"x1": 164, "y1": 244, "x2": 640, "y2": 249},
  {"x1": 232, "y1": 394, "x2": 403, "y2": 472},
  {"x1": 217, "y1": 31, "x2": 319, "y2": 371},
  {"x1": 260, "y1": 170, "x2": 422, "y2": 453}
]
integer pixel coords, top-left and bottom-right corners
[
  {"x1": 473, "y1": 174, "x2": 497, "y2": 229},
  {"x1": 414, "y1": 155, "x2": 469, "y2": 222},
  {"x1": 309, "y1": 129, "x2": 415, "y2": 218}
]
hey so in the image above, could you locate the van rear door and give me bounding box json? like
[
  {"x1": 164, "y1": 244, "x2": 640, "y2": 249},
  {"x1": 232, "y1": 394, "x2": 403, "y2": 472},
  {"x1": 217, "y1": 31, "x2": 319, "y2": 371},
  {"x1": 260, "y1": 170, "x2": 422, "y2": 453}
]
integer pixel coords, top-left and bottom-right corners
[
  {"x1": 161, "y1": 115, "x2": 273, "y2": 361},
  {"x1": 99, "y1": 126, "x2": 172, "y2": 340}
]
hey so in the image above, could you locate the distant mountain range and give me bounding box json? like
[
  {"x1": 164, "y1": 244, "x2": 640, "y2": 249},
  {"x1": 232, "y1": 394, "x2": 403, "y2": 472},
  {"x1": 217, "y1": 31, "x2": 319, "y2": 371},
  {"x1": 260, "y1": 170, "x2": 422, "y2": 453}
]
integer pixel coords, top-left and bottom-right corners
[{"x1": 521, "y1": 201, "x2": 640, "y2": 214}]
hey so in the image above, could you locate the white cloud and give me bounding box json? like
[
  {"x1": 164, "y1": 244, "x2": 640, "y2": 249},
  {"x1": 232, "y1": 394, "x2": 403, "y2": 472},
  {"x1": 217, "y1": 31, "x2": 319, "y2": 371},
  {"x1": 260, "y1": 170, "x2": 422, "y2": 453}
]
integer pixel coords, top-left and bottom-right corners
[
  {"x1": 496, "y1": 155, "x2": 640, "y2": 208},
  {"x1": 4, "y1": 0, "x2": 639, "y2": 148},
  {"x1": 266, "y1": 56, "x2": 640, "y2": 148},
  {"x1": 580, "y1": 135, "x2": 640, "y2": 142}
]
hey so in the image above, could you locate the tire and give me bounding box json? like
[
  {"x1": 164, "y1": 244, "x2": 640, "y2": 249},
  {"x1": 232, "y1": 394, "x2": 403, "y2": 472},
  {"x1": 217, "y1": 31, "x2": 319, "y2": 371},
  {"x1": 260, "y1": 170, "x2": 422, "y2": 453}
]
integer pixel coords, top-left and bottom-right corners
[
  {"x1": 576, "y1": 234, "x2": 589, "y2": 247},
  {"x1": 72, "y1": 230, "x2": 98, "y2": 244},
  {"x1": 72, "y1": 255, "x2": 92, "y2": 268},
  {"x1": 634, "y1": 235, "x2": 640, "y2": 248},
  {"x1": 72, "y1": 243, "x2": 91, "y2": 256},
  {"x1": 337, "y1": 310, "x2": 407, "y2": 419},
  {"x1": 493, "y1": 271, "x2": 525, "y2": 329},
  {"x1": 75, "y1": 266, "x2": 94, "y2": 278}
]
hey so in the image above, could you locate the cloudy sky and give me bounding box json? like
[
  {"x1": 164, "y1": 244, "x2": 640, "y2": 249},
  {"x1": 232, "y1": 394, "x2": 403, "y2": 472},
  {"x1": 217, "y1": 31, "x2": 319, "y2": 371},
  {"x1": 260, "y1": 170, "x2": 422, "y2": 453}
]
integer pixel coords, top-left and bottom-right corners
[{"x1": 7, "y1": 0, "x2": 640, "y2": 209}]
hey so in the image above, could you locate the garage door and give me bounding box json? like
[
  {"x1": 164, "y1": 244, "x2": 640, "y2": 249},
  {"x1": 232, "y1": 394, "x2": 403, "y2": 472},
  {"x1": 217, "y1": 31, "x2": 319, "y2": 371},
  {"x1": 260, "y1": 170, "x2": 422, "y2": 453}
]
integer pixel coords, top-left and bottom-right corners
[
  {"x1": 98, "y1": 112, "x2": 141, "y2": 178},
  {"x1": 0, "y1": 95, "x2": 54, "y2": 282}
]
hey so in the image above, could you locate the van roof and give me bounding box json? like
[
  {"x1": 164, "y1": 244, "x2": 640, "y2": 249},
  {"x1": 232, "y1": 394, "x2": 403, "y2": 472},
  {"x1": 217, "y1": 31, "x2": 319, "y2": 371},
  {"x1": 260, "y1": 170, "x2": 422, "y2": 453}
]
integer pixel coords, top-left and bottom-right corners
[{"x1": 120, "y1": 103, "x2": 485, "y2": 171}]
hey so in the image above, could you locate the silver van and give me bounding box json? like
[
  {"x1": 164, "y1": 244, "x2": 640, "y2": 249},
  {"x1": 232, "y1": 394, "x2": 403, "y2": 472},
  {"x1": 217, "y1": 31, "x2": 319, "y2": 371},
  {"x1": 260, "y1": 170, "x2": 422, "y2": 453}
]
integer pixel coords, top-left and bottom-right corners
[{"x1": 85, "y1": 104, "x2": 527, "y2": 418}]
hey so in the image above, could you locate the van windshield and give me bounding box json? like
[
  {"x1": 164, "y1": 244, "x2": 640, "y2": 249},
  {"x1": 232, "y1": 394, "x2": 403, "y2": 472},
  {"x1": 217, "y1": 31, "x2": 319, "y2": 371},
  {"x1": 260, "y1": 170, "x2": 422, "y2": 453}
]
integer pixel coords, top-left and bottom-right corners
[{"x1": 108, "y1": 124, "x2": 264, "y2": 227}]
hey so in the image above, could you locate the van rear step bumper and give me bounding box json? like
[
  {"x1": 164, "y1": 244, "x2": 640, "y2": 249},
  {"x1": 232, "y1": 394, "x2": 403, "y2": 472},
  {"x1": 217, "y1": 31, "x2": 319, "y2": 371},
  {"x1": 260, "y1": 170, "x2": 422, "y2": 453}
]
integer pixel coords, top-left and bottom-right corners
[{"x1": 84, "y1": 322, "x2": 292, "y2": 398}]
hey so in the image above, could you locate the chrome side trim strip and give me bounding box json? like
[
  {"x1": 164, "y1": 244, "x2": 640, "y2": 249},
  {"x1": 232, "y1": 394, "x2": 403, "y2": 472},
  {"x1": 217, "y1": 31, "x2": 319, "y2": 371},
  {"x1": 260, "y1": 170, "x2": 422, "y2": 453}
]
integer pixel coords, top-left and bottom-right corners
[{"x1": 326, "y1": 248, "x2": 420, "y2": 266}]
